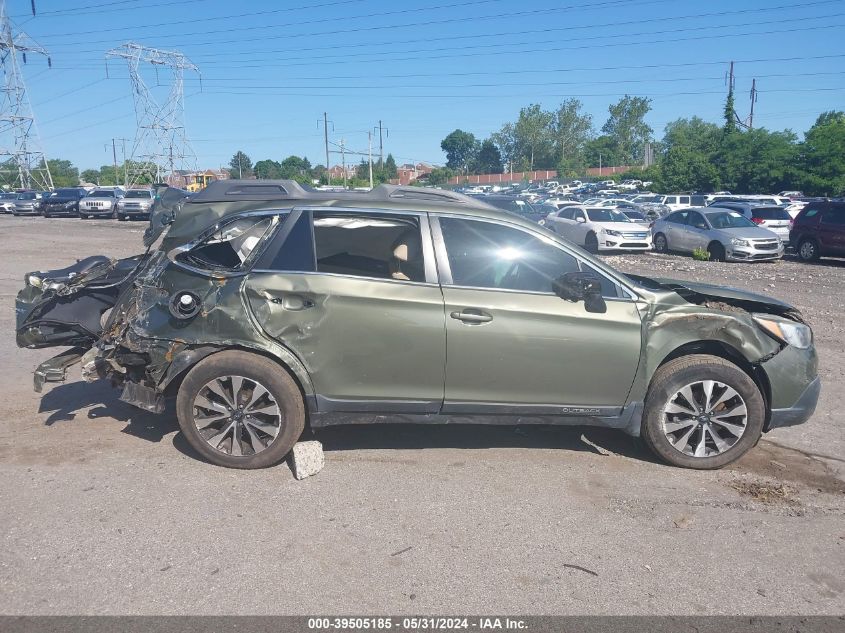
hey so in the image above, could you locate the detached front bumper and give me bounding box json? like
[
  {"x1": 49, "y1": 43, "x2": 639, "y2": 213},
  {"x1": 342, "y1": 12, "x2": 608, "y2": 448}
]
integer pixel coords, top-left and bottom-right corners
[
  {"x1": 760, "y1": 344, "x2": 821, "y2": 431},
  {"x1": 767, "y1": 377, "x2": 821, "y2": 429}
]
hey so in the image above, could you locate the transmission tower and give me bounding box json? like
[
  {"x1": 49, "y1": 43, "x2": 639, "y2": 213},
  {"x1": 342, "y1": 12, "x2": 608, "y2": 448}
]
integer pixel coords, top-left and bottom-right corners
[
  {"x1": 0, "y1": 0, "x2": 53, "y2": 190},
  {"x1": 106, "y1": 42, "x2": 199, "y2": 187}
]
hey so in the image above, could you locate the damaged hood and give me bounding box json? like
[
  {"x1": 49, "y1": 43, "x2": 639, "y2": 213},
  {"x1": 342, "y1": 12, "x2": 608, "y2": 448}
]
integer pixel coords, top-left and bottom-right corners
[{"x1": 628, "y1": 274, "x2": 797, "y2": 314}]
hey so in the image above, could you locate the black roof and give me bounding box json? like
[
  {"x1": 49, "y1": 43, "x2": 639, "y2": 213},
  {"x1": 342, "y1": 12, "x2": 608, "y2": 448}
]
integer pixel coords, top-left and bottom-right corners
[{"x1": 189, "y1": 179, "x2": 494, "y2": 209}]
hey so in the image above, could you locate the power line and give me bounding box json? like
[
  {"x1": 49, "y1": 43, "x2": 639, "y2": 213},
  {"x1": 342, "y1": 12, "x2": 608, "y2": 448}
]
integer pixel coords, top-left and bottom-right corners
[
  {"x1": 40, "y1": 0, "x2": 512, "y2": 41},
  {"x1": 50, "y1": 0, "x2": 839, "y2": 59},
  {"x1": 11, "y1": 0, "x2": 208, "y2": 18}
]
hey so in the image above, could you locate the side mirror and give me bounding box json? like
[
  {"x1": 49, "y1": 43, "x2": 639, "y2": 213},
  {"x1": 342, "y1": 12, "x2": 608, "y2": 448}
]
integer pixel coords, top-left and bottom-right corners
[
  {"x1": 576, "y1": 216, "x2": 586, "y2": 223},
  {"x1": 552, "y1": 272, "x2": 607, "y2": 313}
]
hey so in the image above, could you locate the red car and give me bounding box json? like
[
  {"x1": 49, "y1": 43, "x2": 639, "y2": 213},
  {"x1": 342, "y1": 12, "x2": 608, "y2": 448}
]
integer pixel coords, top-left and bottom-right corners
[{"x1": 790, "y1": 201, "x2": 845, "y2": 261}]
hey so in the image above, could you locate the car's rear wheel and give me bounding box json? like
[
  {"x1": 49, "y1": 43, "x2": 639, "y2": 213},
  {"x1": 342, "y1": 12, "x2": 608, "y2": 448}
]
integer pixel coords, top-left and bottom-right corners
[
  {"x1": 641, "y1": 354, "x2": 765, "y2": 469},
  {"x1": 798, "y1": 238, "x2": 820, "y2": 262},
  {"x1": 176, "y1": 351, "x2": 305, "y2": 469},
  {"x1": 585, "y1": 232, "x2": 599, "y2": 253},
  {"x1": 117, "y1": 214, "x2": 127, "y2": 221},
  {"x1": 653, "y1": 232, "x2": 668, "y2": 253},
  {"x1": 708, "y1": 242, "x2": 726, "y2": 262}
]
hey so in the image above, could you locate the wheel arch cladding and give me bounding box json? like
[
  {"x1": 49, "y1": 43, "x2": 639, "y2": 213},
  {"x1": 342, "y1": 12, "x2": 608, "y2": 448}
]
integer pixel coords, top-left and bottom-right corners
[{"x1": 637, "y1": 305, "x2": 780, "y2": 408}]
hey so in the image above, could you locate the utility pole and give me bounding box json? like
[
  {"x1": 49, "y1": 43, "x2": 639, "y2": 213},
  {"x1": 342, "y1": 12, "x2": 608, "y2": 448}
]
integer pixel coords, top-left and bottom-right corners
[
  {"x1": 748, "y1": 78, "x2": 757, "y2": 130},
  {"x1": 318, "y1": 112, "x2": 333, "y2": 185},
  {"x1": 339, "y1": 138, "x2": 347, "y2": 189},
  {"x1": 368, "y1": 131, "x2": 373, "y2": 189},
  {"x1": 111, "y1": 138, "x2": 119, "y2": 186},
  {"x1": 374, "y1": 120, "x2": 388, "y2": 169}
]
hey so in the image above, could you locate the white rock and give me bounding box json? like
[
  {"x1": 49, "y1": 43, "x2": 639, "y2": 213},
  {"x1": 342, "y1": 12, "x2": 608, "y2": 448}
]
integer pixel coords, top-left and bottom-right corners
[{"x1": 289, "y1": 440, "x2": 325, "y2": 480}]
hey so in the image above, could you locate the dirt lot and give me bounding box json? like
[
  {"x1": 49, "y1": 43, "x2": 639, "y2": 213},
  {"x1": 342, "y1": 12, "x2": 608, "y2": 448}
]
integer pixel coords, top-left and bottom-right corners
[{"x1": 0, "y1": 215, "x2": 843, "y2": 615}]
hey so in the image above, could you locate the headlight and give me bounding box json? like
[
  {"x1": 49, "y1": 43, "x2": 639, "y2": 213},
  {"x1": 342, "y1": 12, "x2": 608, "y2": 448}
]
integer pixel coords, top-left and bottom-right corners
[
  {"x1": 27, "y1": 273, "x2": 43, "y2": 288},
  {"x1": 731, "y1": 238, "x2": 750, "y2": 247},
  {"x1": 604, "y1": 229, "x2": 621, "y2": 236},
  {"x1": 753, "y1": 314, "x2": 813, "y2": 349}
]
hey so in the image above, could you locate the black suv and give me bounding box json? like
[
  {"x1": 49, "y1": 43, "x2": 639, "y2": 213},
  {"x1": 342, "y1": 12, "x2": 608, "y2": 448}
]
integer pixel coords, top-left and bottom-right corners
[
  {"x1": 790, "y1": 201, "x2": 845, "y2": 261},
  {"x1": 42, "y1": 188, "x2": 88, "y2": 218}
]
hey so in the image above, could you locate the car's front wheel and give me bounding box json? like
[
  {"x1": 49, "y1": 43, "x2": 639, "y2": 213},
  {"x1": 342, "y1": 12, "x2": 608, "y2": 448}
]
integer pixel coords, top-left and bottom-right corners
[
  {"x1": 176, "y1": 351, "x2": 306, "y2": 469},
  {"x1": 585, "y1": 232, "x2": 599, "y2": 253},
  {"x1": 653, "y1": 233, "x2": 668, "y2": 253},
  {"x1": 641, "y1": 354, "x2": 765, "y2": 469}
]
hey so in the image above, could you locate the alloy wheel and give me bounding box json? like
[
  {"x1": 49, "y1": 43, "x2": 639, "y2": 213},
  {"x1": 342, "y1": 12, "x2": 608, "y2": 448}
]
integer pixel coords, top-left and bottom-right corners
[
  {"x1": 192, "y1": 375, "x2": 282, "y2": 457},
  {"x1": 799, "y1": 241, "x2": 816, "y2": 260},
  {"x1": 661, "y1": 380, "x2": 748, "y2": 458}
]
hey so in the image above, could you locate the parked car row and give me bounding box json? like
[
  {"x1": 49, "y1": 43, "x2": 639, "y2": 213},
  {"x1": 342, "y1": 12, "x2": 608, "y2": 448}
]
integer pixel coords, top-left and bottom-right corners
[{"x1": 2, "y1": 187, "x2": 155, "y2": 220}]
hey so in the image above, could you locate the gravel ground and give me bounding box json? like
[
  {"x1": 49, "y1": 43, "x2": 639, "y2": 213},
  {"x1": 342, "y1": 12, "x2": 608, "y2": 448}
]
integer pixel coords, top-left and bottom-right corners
[{"x1": 0, "y1": 216, "x2": 843, "y2": 616}]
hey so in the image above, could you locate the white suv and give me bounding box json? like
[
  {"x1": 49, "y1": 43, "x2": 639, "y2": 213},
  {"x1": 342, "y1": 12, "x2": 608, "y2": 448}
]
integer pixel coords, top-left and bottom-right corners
[{"x1": 545, "y1": 205, "x2": 652, "y2": 253}]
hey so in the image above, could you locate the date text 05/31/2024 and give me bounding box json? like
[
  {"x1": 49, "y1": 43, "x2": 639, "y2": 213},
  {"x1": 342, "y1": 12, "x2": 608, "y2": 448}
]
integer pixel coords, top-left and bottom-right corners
[{"x1": 307, "y1": 617, "x2": 529, "y2": 630}]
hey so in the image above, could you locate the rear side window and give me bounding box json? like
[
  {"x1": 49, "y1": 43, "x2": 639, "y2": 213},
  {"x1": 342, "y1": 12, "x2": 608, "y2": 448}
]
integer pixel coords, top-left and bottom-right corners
[
  {"x1": 678, "y1": 196, "x2": 690, "y2": 204},
  {"x1": 179, "y1": 216, "x2": 275, "y2": 271},
  {"x1": 667, "y1": 211, "x2": 689, "y2": 224},
  {"x1": 821, "y1": 207, "x2": 845, "y2": 225},
  {"x1": 312, "y1": 212, "x2": 426, "y2": 282},
  {"x1": 752, "y1": 207, "x2": 791, "y2": 220}
]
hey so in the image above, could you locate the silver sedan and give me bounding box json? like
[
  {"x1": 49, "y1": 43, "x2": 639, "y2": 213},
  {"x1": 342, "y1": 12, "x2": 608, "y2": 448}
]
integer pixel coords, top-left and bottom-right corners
[{"x1": 652, "y1": 207, "x2": 784, "y2": 262}]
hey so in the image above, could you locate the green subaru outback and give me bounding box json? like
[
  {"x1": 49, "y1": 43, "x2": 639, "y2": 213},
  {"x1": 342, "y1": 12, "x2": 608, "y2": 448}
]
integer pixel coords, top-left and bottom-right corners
[{"x1": 16, "y1": 181, "x2": 820, "y2": 470}]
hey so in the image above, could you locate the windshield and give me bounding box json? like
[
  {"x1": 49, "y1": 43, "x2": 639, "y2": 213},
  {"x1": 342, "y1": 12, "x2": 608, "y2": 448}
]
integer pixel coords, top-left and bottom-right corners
[
  {"x1": 125, "y1": 190, "x2": 152, "y2": 199},
  {"x1": 623, "y1": 211, "x2": 646, "y2": 220},
  {"x1": 586, "y1": 208, "x2": 631, "y2": 223},
  {"x1": 90, "y1": 190, "x2": 116, "y2": 198},
  {"x1": 0, "y1": 193, "x2": 16, "y2": 199},
  {"x1": 705, "y1": 211, "x2": 756, "y2": 229},
  {"x1": 16, "y1": 192, "x2": 36, "y2": 200},
  {"x1": 752, "y1": 207, "x2": 791, "y2": 220},
  {"x1": 52, "y1": 189, "x2": 79, "y2": 197}
]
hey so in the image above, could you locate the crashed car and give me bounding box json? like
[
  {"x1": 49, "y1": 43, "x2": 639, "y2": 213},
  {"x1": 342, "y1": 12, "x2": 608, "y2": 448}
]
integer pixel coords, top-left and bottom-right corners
[{"x1": 16, "y1": 180, "x2": 820, "y2": 470}]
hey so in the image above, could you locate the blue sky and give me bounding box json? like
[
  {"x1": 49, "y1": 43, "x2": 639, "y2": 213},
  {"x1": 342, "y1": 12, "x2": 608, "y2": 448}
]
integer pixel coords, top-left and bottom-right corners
[{"x1": 10, "y1": 0, "x2": 845, "y2": 171}]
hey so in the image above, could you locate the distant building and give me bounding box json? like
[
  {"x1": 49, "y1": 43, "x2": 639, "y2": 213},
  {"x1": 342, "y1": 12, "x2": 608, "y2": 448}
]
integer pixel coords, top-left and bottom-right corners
[
  {"x1": 327, "y1": 165, "x2": 357, "y2": 181},
  {"x1": 391, "y1": 162, "x2": 434, "y2": 186},
  {"x1": 167, "y1": 168, "x2": 230, "y2": 188}
]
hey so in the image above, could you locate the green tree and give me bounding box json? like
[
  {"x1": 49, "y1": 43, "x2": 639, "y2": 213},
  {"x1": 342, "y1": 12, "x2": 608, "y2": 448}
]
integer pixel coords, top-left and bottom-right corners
[
  {"x1": 799, "y1": 111, "x2": 845, "y2": 196},
  {"x1": 279, "y1": 155, "x2": 312, "y2": 182},
  {"x1": 384, "y1": 154, "x2": 397, "y2": 179},
  {"x1": 426, "y1": 166, "x2": 455, "y2": 186},
  {"x1": 254, "y1": 159, "x2": 282, "y2": 179},
  {"x1": 46, "y1": 159, "x2": 80, "y2": 187},
  {"x1": 601, "y1": 95, "x2": 653, "y2": 165},
  {"x1": 80, "y1": 168, "x2": 100, "y2": 184},
  {"x1": 717, "y1": 128, "x2": 799, "y2": 194},
  {"x1": 228, "y1": 151, "x2": 253, "y2": 179},
  {"x1": 583, "y1": 135, "x2": 622, "y2": 169},
  {"x1": 473, "y1": 139, "x2": 503, "y2": 174},
  {"x1": 658, "y1": 117, "x2": 721, "y2": 191},
  {"x1": 514, "y1": 104, "x2": 554, "y2": 170},
  {"x1": 491, "y1": 122, "x2": 518, "y2": 172},
  {"x1": 441, "y1": 129, "x2": 479, "y2": 172},
  {"x1": 552, "y1": 98, "x2": 592, "y2": 175},
  {"x1": 723, "y1": 87, "x2": 737, "y2": 135}
]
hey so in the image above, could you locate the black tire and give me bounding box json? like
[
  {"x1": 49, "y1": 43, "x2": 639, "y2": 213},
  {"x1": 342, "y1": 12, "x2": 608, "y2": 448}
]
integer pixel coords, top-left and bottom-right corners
[
  {"x1": 653, "y1": 232, "x2": 668, "y2": 253},
  {"x1": 117, "y1": 214, "x2": 127, "y2": 222},
  {"x1": 585, "y1": 232, "x2": 599, "y2": 254},
  {"x1": 641, "y1": 354, "x2": 765, "y2": 469},
  {"x1": 708, "y1": 241, "x2": 726, "y2": 262},
  {"x1": 80, "y1": 214, "x2": 88, "y2": 219},
  {"x1": 797, "y1": 238, "x2": 820, "y2": 262},
  {"x1": 42, "y1": 212, "x2": 50, "y2": 218},
  {"x1": 176, "y1": 350, "x2": 305, "y2": 469}
]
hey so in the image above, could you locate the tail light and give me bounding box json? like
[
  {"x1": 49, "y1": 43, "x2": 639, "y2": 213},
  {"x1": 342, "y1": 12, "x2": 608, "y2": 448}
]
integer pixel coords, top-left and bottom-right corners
[
  {"x1": 789, "y1": 219, "x2": 794, "y2": 231},
  {"x1": 751, "y1": 217, "x2": 764, "y2": 224}
]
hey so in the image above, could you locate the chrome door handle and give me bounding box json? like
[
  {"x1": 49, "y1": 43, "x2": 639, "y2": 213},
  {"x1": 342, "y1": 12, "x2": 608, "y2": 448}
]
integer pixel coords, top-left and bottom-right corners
[
  {"x1": 270, "y1": 294, "x2": 314, "y2": 310},
  {"x1": 450, "y1": 310, "x2": 493, "y2": 324}
]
